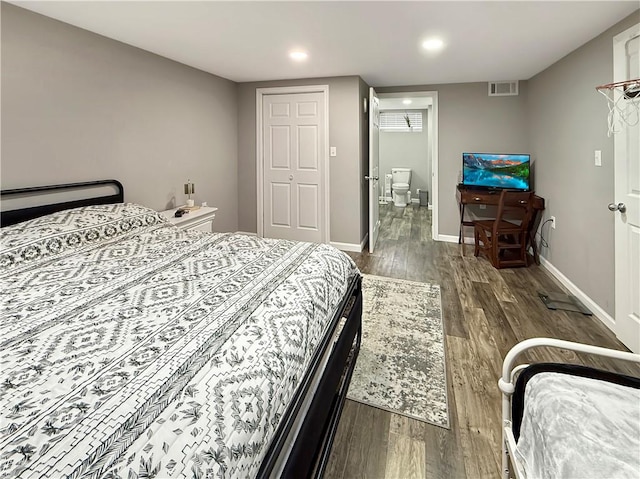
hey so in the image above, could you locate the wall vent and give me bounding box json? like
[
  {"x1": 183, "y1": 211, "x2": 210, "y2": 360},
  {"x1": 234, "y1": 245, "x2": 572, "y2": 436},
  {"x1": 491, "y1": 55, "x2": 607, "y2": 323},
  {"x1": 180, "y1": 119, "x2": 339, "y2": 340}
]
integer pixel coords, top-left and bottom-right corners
[{"x1": 488, "y1": 81, "x2": 519, "y2": 96}]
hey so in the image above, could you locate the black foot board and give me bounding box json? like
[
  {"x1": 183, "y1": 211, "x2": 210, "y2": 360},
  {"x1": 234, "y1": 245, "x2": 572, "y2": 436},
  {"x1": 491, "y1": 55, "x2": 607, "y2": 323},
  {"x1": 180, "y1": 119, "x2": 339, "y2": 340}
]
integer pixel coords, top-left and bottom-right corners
[
  {"x1": 258, "y1": 274, "x2": 363, "y2": 479},
  {"x1": 284, "y1": 279, "x2": 363, "y2": 478}
]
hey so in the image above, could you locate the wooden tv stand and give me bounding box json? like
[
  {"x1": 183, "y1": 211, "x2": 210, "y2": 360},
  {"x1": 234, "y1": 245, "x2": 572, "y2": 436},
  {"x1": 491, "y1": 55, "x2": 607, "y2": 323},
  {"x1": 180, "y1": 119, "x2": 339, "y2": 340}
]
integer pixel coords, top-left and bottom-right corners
[{"x1": 456, "y1": 185, "x2": 545, "y2": 264}]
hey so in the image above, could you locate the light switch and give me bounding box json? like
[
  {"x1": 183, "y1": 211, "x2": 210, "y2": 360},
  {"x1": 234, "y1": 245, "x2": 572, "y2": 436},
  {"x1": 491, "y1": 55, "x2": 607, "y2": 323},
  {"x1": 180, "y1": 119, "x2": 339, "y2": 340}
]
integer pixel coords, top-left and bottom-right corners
[
  {"x1": 330, "y1": 147, "x2": 337, "y2": 157},
  {"x1": 595, "y1": 150, "x2": 602, "y2": 167}
]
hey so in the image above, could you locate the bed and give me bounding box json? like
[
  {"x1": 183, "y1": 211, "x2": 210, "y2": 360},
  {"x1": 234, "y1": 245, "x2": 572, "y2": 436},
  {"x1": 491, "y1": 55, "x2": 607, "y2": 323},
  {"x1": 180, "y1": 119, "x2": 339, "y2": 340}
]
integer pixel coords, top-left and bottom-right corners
[
  {"x1": 0, "y1": 180, "x2": 363, "y2": 478},
  {"x1": 498, "y1": 338, "x2": 640, "y2": 479}
]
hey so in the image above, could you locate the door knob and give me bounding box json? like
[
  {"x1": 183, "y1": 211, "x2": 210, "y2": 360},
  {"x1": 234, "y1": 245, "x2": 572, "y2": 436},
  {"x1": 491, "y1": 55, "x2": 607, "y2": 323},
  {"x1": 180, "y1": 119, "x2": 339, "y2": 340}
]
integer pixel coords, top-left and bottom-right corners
[
  {"x1": 289, "y1": 174, "x2": 294, "y2": 181},
  {"x1": 608, "y1": 202, "x2": 627, "y2": 213}
]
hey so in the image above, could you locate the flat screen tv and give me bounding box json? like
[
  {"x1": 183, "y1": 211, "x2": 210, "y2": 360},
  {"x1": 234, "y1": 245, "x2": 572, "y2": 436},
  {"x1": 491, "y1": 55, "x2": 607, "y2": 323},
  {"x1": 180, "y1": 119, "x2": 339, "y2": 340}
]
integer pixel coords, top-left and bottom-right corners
[{"x1": 462, "y1": 152, "x2": 530, "y2": 191}]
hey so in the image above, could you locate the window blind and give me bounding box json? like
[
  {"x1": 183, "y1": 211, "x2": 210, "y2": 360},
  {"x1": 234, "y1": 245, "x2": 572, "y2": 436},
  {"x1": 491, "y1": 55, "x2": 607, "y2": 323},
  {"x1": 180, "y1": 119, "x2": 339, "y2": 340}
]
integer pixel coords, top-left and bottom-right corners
[{"x1": 380, "y1": 111, "x2": 423, "y2": 132}]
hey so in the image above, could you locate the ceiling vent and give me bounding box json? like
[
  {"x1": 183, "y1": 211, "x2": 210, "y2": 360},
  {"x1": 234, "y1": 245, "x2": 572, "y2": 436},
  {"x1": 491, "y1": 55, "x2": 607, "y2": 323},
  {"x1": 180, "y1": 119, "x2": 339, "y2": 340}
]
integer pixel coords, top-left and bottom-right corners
[{"x1": 488, "y1": 81, "x2": 519, "y2": 96}]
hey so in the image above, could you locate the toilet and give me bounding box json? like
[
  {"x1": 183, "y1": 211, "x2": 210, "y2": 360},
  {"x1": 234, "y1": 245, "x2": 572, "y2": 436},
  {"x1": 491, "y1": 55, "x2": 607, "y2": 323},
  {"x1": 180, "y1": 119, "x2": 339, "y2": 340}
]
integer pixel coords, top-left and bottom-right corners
[{"x1": 391, "y1": 168, "x2": 412, "y2": 207}]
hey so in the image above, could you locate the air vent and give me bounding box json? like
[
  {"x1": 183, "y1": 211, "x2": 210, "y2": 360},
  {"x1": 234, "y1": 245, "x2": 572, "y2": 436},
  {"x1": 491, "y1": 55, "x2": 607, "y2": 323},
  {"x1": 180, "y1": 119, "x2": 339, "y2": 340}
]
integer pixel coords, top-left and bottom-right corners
[{"x1": 488, "y1": 81, "x2": 519, "y2": 96}]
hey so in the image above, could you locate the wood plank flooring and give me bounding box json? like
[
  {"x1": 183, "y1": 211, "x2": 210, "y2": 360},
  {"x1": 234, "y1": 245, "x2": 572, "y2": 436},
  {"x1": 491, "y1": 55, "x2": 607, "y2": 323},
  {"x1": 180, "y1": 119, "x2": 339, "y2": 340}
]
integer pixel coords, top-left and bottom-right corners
[{"x1": 324, "y1": 203, "x2": 637, "y2": 479}]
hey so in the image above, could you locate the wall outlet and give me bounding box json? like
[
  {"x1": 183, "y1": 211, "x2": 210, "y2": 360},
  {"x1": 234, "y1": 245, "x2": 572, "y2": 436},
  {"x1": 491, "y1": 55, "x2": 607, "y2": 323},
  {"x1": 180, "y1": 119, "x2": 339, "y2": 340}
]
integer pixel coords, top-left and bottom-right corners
[
  {"x1": 550, "y1": 216, "x2": 556, "y2": 229},
  {"x1": 594, "y1": 150, "x2": 602, "y2": 166},
  {"x1": 330, "y1": 146, "x2": 337, "y2": 157}
]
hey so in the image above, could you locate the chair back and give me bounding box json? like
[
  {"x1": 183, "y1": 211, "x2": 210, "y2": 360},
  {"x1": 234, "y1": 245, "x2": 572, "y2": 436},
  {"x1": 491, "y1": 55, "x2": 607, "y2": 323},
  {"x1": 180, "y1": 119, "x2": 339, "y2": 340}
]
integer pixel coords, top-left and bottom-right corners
[{"x1": 495, "y1": 190, "x2": 535, "y2": 232}]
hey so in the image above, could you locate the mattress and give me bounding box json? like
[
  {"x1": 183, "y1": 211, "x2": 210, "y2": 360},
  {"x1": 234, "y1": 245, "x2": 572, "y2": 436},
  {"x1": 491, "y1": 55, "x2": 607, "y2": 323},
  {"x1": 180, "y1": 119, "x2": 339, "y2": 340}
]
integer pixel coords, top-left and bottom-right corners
[
  {"x1": 0, "y1": 203, "x2": 359, "y2": 478},
  {"x1": 514, "y1": 371, "x2": 640, "y2": 479}
]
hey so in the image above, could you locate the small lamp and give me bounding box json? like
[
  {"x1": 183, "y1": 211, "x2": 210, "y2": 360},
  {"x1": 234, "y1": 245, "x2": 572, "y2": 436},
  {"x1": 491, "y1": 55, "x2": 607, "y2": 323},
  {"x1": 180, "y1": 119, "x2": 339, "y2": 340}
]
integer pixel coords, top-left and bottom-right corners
[{"x1": 184, "y1": 180, "x2": 195, "y2": 207}]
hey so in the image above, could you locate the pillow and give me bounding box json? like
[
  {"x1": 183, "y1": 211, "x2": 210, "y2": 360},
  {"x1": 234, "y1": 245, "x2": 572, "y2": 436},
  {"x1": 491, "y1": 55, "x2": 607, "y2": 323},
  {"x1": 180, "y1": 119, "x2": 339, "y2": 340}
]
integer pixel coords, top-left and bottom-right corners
[{"x1": 0, "y1": 203, "x2": 167, "y2": 269}]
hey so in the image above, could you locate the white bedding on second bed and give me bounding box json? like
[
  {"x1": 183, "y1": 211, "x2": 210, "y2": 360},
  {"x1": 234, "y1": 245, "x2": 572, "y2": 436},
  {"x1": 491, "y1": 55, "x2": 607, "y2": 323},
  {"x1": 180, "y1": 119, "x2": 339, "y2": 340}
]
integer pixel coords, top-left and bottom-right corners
[{"x1": 515, "y1": 372, "x2": 640, "y2": 479}]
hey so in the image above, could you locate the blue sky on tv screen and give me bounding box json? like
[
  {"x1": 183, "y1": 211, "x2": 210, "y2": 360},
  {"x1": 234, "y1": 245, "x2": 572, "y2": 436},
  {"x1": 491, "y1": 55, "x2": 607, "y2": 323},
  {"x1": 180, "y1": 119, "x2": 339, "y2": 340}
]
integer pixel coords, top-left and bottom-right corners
[
  {"x1": 462, "y1": 153, "x2": 530, "y2": 190},
  {"x1": 463, "y1": 153, "x2": 529, "y2": 165}
]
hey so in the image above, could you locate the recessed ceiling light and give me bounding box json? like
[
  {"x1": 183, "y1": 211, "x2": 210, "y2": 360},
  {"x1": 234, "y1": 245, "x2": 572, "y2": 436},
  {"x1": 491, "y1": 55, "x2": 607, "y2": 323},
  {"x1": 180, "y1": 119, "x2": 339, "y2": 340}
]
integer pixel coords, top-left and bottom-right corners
[
  {"x1": 422, "y1": 38, "x2": 444, "y2": 51},
  {"x1": 403, "y1": 99, "x2": 412, "y2": 105},
  {"x1": 289, "y1": 51, "x2": 308, "y2": 61}
]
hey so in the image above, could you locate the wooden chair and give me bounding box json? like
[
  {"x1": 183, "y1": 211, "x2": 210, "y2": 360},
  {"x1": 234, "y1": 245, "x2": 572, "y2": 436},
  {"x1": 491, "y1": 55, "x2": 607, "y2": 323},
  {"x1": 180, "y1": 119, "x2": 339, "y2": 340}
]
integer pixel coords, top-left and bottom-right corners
[{"x1": 473, "y1": 190, "x2": 535, "y2": 269}]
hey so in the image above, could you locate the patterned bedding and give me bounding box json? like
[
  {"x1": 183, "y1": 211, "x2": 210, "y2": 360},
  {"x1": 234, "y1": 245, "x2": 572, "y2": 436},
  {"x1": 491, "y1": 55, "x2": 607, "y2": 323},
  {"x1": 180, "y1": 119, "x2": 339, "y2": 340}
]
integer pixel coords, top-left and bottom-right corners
[
  {"x1": 515, "y1": 372, "x2": 640, "y2": 479},
  {"x1": 0, "y1": 203, "x2": 359, "y2": 478}
]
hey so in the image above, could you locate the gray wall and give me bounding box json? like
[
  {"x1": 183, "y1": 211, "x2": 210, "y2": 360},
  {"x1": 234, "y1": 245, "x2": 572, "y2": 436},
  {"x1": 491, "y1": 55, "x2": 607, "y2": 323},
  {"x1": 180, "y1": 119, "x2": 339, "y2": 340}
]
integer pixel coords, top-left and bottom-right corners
[
  {"x1": 237, "y1": 76, "x2": 364, "y2": 246},
  {"x1": 1, "y1": 3, "x2": 239, "y2": 232},
  {"x1": 376, "y1": 82, "x2": 530, "y2": 238},
  {"x1": 527, "y1": 10, "x2": 640, "y2": 316},
  {"x1": 379, "y1": 109, "x2": 429, "y2": 201}
]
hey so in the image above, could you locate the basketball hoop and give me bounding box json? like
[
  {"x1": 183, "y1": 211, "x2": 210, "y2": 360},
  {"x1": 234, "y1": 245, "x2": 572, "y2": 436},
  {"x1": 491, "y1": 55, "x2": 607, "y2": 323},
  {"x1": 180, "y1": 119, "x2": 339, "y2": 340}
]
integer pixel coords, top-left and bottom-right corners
[{"x1": 596, "y1": 78, "x2": 640, "y2": 137}]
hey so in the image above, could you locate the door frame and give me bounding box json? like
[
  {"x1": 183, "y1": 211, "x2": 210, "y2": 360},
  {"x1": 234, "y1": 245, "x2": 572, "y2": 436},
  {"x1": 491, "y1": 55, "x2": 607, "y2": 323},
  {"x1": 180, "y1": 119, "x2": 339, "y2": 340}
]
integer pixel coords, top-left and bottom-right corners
[
  {"x1": 256, "y1": 85, "x2": 330, "y2": 242},
  {"x1": 375, "y1": 91, "x2": 439, "y2": 240},
  {"x1": 368, "y1": 87, "x2": 380, "y2": 253}
]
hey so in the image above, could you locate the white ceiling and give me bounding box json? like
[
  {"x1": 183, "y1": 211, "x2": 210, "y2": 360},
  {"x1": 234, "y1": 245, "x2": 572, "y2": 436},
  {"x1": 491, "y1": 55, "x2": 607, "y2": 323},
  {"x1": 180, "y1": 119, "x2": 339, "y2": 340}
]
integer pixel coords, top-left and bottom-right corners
[{"x1": 10, "y1": 1, "x2": 639, "y2": 87}]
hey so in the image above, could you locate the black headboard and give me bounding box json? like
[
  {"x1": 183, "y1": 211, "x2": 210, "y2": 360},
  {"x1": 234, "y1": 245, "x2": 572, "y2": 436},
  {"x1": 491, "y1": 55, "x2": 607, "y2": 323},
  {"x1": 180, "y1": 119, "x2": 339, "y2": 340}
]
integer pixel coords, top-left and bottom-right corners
[{"x1": 1, "y1": 180, "x2": 124, "y2": 227}]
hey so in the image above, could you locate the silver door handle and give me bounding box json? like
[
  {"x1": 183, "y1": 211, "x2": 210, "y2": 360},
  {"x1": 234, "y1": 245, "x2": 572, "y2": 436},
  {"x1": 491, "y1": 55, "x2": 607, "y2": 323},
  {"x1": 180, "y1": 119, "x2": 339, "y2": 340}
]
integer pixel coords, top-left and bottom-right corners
[
  {"x1": 364, "y1": 176, "x2": 379, "y2": 181},
  {"x1": 289, "y1": 174, "x2": 294, "y2": 181},
  {"x1": 608, "y1": 202, "x2": 627, "y2": 213}
]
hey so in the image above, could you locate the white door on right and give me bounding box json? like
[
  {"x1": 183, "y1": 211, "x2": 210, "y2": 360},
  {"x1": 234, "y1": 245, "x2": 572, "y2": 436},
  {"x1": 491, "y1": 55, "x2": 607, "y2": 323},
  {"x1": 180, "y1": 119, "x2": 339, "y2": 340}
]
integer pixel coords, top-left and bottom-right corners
[{"x1": 612, "y1": 23, "x2": 640, "y2": 353}]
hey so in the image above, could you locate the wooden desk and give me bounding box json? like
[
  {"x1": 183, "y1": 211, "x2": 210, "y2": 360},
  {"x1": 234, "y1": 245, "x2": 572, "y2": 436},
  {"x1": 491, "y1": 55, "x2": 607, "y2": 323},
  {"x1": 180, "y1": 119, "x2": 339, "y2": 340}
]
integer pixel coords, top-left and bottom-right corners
[{"x1": 457, "y1": 185, "x2": 545, "y2": 264}]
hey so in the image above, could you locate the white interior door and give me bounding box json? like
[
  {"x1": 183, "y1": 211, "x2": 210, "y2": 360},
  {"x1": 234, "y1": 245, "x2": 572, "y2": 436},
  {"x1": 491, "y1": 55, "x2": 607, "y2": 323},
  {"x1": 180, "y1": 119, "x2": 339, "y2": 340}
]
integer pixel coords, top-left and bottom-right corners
[
  {"x1": 368, "y1": 87, "x2": 380, "y2": 253},
  {"x1": 612, "y1": 23, "x2": 640, "y2": 353},
  {"x1": 262, "y1": 91, "x2": 326, "y2": 243}
]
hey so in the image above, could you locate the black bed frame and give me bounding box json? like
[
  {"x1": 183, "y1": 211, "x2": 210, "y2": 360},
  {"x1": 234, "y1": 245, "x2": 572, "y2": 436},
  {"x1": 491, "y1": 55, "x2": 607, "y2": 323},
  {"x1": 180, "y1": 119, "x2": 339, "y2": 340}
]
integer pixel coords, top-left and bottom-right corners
[
  {"x1": 0, "y1": 179, "x2": 124, "y2": 227},
  {"x1": 0, "y1": 180, "x2": 363, "y2": 478}
]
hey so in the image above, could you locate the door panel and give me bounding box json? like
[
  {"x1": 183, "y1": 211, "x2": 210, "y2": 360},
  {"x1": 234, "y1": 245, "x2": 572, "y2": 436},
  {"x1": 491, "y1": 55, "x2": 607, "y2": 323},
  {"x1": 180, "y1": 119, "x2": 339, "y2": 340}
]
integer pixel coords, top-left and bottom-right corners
[
  {"x1": 270, "y1": 183, "x2": 291, "y2": 227},
  {"x1": 297, "y1": 184, "x2": 319, "y2": 229},
  {"x1": 269, "y1": 126, "x2": 290, "y2": 169},
  {"x1": 263, "y1": 91, "x2": 325, "y2": 242},
  {"x1": 297, "y1": 101, "x2": 317, "y2": 117},
  {"x1": 297, "y1": 125, "x2": 318, "y2": 170},
  {"x1": 270, "y1": 102, "x2": 290, "y2": 117},
  {"x1": 613, "y1": 24, "x2": 640, "y2": 352}
]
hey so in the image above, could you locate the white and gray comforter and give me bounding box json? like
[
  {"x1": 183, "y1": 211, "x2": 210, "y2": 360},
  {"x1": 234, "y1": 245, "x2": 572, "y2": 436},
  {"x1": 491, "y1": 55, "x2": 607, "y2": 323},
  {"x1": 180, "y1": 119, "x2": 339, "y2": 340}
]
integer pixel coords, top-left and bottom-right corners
[
  {"x1": 515, "y1": 372, "x2": 640, "y2": 479},
  {"x1": 0, "y1": 203, "x2": 358, "y2": 478}
]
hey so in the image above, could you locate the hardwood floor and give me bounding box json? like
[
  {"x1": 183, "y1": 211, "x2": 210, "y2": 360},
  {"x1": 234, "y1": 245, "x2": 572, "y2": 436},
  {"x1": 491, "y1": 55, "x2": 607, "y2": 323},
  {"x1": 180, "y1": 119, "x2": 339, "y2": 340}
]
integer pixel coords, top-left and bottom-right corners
[{"x1": 324, "y1": 203, "x2": 637, "y2": 479}]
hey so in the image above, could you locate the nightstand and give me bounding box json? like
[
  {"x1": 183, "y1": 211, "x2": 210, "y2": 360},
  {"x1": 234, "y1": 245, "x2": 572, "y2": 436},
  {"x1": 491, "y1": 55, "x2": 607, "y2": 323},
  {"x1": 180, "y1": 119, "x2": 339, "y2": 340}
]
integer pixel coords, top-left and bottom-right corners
[{"x1": 160, "y1": 206, "x2": 218, "y2": 233}]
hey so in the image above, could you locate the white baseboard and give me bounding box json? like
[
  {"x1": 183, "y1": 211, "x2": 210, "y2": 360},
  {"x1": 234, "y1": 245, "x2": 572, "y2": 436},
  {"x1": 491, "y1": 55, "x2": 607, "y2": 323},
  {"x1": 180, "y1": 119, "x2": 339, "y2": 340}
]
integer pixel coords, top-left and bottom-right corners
[
  {"x1": 436, "y1": 234, "x2": 616, "y2": 333},
  {"x1": 235, "y1": 231, "x2": 257, "y2": 236},
  {"x1": 331, "y1": 233, "x2": 368, "y2": 253},
  {"x1": 538, "y1": 256, "x2": 615, "y2": 333}
]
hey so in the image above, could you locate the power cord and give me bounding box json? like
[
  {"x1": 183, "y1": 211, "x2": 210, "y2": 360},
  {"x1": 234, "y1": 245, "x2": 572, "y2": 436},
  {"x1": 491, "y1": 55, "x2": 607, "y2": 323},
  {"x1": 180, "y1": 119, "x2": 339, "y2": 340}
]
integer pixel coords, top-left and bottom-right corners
[{"x1": 536, "y1": 218, "x2": 554, "y2": 249}]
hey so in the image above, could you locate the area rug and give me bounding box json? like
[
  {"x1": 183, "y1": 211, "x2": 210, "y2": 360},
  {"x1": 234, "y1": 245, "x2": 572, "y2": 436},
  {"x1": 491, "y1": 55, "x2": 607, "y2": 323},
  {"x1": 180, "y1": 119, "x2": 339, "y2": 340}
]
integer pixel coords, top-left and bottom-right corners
[{"x1": 347, "y1": 274, "x2": 449, "y2": 428}]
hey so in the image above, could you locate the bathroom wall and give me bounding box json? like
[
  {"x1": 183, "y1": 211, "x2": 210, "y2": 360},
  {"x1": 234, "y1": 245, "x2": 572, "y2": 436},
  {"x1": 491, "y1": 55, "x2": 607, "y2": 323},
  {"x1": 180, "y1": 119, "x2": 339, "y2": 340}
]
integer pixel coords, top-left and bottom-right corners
[
  {"x1": 1, "y1": 3, "x2": 239, "y2": 232},
  {"x1": 378, "y1": 109, "x2": 429, "y2": 203}
]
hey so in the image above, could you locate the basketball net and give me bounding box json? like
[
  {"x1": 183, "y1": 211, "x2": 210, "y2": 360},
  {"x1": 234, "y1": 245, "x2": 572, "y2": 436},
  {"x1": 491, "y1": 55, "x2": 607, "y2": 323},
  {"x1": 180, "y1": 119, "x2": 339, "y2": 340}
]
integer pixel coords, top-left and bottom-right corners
[{"x1": 596, "y1": 78, "x2": 640, "y2": 137}]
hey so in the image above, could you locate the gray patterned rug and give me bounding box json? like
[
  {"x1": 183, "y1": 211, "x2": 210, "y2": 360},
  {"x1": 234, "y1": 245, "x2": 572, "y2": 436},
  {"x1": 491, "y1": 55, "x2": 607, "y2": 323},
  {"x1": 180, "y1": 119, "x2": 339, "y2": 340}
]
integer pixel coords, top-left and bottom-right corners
[{"x1": 347, "y1": 274, "x2": 449, "y2": 428}]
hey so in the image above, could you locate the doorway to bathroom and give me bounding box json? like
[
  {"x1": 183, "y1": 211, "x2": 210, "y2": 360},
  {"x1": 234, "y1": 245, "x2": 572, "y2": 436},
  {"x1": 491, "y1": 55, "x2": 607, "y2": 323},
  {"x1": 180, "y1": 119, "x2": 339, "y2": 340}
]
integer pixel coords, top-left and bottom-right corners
[{"x1": 368, "y1": 91, "x2": 438, "y2": 252}]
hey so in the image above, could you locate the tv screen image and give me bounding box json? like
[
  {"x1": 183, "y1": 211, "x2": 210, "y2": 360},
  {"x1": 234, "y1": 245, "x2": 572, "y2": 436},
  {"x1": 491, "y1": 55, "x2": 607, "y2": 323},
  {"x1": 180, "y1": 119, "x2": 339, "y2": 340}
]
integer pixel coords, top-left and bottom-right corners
[{"x1": 462, "y1": 152, "x2": 530, "y2": 190}]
